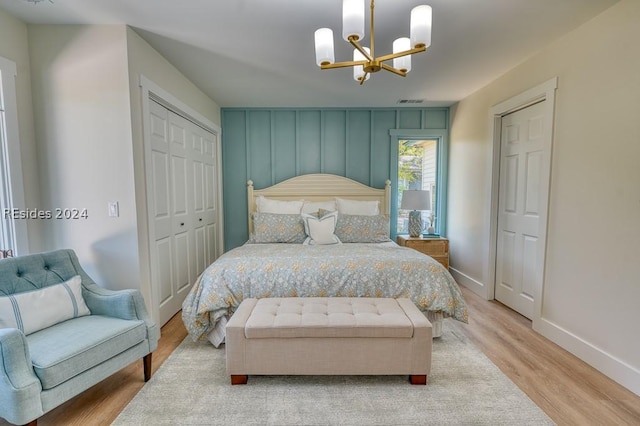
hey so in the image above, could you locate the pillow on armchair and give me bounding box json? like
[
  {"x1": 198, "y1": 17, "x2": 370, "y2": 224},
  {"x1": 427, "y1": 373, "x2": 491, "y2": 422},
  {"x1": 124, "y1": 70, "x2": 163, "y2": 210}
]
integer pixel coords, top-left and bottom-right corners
[{"x1": 0, "y1": 275, "x2": 90, "y2": 334}]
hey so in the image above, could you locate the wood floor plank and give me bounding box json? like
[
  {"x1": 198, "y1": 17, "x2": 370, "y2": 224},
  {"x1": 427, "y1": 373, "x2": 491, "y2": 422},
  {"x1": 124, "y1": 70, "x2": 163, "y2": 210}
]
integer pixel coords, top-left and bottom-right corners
[
  {"x1": 2, "y1": 289, "x2": 639, "y2": 425},
  {"x1": 450, "y1": 287, "x2": 640, "y2": 426}
]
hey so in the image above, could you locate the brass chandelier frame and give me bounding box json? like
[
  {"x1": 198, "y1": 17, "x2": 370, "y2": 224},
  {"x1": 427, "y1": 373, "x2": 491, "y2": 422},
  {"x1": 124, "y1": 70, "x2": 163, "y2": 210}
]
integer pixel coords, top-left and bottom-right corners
[{"x1": 319, "y1": 0, "x2": 427, "y2": 84}]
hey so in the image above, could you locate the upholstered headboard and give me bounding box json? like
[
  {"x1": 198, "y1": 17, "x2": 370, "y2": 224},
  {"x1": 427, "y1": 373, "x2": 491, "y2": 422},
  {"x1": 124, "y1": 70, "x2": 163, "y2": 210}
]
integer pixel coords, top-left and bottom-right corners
[{"x1": 247, "y1": 174, "x2": 391, "y2": 234}]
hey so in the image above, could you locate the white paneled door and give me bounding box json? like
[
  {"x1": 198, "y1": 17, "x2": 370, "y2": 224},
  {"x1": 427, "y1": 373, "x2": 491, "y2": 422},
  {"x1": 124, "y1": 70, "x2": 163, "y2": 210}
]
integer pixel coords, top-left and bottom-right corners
[
  {"x1": 148, "y1": 100, "x2": 220, "y2": 326},
  {"x1": 495, "y1": 100, "x2": 550, "y2": 319}
]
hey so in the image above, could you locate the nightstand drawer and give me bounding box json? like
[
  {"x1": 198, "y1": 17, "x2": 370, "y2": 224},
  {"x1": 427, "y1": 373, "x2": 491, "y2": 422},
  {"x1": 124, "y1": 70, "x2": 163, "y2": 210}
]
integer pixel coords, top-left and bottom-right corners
[
  {"x1": 429, "y1": 255, "x2": 449, "y2": 269},
  {"x1": 404, "y1": 239, "x2": 448, "y2": 256},
  {"x1": 396, "y1": 235, "x2": 450, "y2": 269}
]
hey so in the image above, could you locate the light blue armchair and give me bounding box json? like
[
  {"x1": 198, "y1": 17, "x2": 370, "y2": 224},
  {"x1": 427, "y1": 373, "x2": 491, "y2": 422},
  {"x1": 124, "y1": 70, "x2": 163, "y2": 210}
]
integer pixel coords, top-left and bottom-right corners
[{"x1": 0, "y1": 249, "x2": 158, "y2": 425}]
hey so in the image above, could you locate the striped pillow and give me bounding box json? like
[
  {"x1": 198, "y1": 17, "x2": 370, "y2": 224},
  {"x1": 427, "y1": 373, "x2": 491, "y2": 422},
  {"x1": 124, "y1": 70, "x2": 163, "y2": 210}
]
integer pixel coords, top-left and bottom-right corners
[{"x1": 0, "y1": 275, "x2": 90, "y2": 335}]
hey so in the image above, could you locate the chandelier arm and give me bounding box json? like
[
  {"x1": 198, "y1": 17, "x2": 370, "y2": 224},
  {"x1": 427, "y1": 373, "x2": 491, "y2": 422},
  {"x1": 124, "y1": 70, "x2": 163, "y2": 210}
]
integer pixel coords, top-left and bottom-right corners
[
  {"x1": 376, "y1": 46, "x2": 427, "y2": 63},
  {"x1": 348, "y1": 37, "x2": 373, "y2": 61},
  {"x1": 321, "y1": 60, "x2": 368, "y2": 70},
  {"x1": 381, "y1": 63, "x2": 407, "y2": 77},
  {"x1": 359, "y1": 72, "x2": 369, "y2": 86}
]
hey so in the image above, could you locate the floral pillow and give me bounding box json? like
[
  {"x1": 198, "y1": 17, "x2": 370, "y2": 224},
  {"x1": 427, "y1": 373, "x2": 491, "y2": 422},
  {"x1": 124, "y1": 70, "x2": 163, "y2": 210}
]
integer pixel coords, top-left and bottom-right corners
[
  {"x1": 330, "y1": 212, "x2": 391, "y2": 243},
  {"x1": 249, "y1": 213, "x2": 306, "y2": 243}
]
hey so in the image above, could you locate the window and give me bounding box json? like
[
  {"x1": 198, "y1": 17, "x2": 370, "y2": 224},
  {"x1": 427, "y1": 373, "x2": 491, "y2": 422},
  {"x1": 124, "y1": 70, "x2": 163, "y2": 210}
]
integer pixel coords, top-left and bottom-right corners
[
  {"x1": 397, "y1": 139, "x2": 438, "y2": 234},
  {"x1": 390, "y1": 129, "x2": 448, "y2": 239},
  {"x1": 0, "y1": 56, "x2": 28, "y2": 255}
]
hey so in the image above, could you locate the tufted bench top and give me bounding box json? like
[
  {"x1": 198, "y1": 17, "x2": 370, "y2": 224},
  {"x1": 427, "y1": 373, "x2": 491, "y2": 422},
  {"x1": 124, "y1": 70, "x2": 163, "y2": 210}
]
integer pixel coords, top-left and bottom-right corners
[{"x1": 244, "y1": 297, "x2": 416, "y2": 339}]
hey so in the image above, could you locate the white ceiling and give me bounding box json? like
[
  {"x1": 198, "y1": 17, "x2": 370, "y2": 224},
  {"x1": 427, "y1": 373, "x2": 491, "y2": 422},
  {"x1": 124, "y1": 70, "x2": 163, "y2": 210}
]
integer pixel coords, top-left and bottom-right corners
[{"x1": 0, "y1": 0, "x2": 619, "y2": 108}]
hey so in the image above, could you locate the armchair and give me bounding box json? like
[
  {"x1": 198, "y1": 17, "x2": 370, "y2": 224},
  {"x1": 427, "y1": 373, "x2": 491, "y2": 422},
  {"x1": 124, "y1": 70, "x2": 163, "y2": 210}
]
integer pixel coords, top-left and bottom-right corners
[{"x1": 0, "y1": 249, "x2": 158, "y2": 425}]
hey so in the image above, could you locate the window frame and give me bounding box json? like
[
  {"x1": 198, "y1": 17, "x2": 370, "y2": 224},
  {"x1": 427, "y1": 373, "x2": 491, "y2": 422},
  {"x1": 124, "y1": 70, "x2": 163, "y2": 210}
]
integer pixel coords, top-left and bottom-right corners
[
  {"x1": 389, "y1": 128, "x2": 449, "y2": 240},
  {"x1": 0, "y1": 55, "x2": 28, "y2": 255}
]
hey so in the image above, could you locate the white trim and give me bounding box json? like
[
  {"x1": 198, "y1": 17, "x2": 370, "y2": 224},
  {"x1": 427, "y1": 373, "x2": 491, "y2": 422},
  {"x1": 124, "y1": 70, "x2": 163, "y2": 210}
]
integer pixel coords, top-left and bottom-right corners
[
  {"x1": 0, "y1": 56, "x2": 29, "y2": 255},
  {"x1": 138, "y1": 75, "x2": 224, "y2": 325},
  {"x1": 448, "y1": 267, "x2": 485, "y2": 296},
  {"x1": 536, "y1": 317, "x2": 640, "y2": 396}
]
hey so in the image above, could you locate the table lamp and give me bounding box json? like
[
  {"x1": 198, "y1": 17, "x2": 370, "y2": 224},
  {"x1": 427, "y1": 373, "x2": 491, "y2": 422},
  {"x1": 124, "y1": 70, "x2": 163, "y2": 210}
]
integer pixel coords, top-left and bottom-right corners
[{"x1": 400, "y1": 190, "x2": 431, "y2": 237}]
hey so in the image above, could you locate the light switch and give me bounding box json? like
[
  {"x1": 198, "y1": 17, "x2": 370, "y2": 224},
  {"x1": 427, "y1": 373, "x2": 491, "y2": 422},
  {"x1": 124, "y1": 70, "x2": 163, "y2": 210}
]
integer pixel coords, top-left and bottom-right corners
[{"x1": 108, "y1": 202, "x2": 119, "y2": 217}]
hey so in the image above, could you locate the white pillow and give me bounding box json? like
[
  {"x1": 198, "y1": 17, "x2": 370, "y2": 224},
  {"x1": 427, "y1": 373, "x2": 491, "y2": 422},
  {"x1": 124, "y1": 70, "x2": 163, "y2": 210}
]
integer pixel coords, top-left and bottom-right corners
[
  {"x1": 0, "y1": 275, "x2": 90, "y2": 335},
  {"x1": 256, "y1": 196, "x2": 303, "y2": 214},
  {"x1": 301, "y1": 211, "x2": 341, "y2": 245},
  {"x1": 335, "y1": 198, "x2": 380, "y2": 216},
  {"x1": 301, "y1": 200, "x2": 337, "y2": 214}
]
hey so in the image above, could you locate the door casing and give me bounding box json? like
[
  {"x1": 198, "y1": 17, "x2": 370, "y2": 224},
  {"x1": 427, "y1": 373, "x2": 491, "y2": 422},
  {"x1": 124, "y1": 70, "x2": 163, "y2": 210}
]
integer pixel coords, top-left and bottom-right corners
[{"x1": 487, "y1": 77, "x2": 557, "y2": 331}]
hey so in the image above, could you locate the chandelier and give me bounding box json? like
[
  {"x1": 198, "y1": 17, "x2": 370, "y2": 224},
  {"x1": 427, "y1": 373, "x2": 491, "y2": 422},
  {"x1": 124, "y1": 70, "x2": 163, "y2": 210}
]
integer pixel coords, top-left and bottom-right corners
[{"x1": 314, "y1": 0, "x2": 432, "y2": 85}]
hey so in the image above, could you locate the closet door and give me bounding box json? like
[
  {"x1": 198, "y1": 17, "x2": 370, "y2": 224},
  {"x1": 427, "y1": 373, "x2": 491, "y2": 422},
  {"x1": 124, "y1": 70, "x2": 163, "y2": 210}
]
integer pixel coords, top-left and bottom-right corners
[{"x1": 147, "y1": 99, "x2": 220, "y2": 326}]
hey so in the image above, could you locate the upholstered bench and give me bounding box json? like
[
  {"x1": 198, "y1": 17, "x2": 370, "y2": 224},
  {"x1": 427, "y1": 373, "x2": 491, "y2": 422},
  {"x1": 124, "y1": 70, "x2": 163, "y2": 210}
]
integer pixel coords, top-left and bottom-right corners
[{"x1": 225, "y1": 297, "x2": 432, "y2": 385}]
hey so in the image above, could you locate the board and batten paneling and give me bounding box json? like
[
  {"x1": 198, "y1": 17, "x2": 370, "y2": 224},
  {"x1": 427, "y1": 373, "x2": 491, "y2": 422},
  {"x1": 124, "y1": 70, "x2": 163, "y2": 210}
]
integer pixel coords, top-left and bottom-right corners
[{"x1": 221, "y1": 108, "x2": 449, "y2": 250}]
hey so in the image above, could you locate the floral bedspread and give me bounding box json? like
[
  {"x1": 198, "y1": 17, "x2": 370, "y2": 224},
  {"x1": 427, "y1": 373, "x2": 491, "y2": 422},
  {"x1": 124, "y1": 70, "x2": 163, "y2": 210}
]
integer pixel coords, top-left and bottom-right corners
[{"x1": 182, "y1": 243, "x2": 468, "y2": 343}]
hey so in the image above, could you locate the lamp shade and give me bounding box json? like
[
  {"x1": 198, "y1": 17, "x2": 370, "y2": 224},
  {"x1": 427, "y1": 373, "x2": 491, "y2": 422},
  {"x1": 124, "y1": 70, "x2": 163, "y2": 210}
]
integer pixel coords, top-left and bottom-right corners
[
  {"x1": 353, "y1": 47, "x2": 371, "y2": 82},
  {"x1": 314, "y1": 28, "x2": 335, "y2": 66},
  {"x1": 410, "y1": 5, "x2": 432, "y2": 49},
  {"x1": 393, "y1": 37, "x2": 412, "y2": 73},
  {"x1": 400, "y1": 189, "x2": 431, "y2": 211},
  {"x1": 343, "y1": 0, "x2": 365, "y2": 41}
]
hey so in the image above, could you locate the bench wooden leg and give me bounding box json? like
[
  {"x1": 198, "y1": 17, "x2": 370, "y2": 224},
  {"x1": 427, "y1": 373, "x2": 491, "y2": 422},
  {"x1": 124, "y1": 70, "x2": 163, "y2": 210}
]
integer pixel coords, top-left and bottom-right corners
[
  {"x1": 143, "y1": 353, "x2": 153, "y2": 382},
  {"x1": 231, "y1": 375, "x2": 248, "y2": 385},
  {"x1": 409, "y1": 374, "x2": 427, "y2": 385}
]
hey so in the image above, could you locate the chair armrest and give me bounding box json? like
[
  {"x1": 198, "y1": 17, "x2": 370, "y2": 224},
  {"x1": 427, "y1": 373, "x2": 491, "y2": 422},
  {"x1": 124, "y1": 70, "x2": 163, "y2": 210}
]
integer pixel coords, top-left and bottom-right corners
[
  {"x1": 83, "y1": 282, "x2": 148, "y2": 320},
  {"x1": 82, "y1": 282, "x2": 159, "y2": 351},
  {"x1": 0, "y1": 329, "x2": 43, "y2": 425}
]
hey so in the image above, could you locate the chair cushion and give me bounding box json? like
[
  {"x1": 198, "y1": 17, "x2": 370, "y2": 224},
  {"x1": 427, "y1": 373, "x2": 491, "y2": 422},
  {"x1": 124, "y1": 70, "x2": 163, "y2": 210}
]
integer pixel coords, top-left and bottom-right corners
[{"x1": 26, "y1": 315, "x2": 147, "y2": 389}]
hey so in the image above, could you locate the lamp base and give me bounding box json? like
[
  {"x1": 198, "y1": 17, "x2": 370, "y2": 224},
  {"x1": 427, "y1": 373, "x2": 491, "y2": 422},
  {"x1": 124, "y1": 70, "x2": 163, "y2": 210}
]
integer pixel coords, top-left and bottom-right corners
[{"x1": 408, "y1": 210, "x2": 423, "y2": 237}]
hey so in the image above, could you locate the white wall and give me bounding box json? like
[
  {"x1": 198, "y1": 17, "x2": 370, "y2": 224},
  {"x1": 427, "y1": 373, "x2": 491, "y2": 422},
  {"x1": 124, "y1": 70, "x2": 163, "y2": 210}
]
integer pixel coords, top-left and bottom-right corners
[
  {"x1": 23, "y1": 23, "x2": 221, "y2": 319},
  {"x1": 448, "y1": 0, "x2": 640, "y2": 395},
  {"x1": 0, "y1": 7, "x2": 43, "y2": 253},
  {"x1": 28, "y1": 25, "x2": 140, "y2": 290},
  {"x1": 125, "y1": 27, "x2": 221, "y2": 314}
]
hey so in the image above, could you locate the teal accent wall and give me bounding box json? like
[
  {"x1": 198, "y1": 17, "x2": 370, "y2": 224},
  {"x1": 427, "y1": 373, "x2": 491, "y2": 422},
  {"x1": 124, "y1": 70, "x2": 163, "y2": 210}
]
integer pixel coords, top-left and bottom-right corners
[{"x1": 221, "y1": 108, "x2": 449, "y2": 250}]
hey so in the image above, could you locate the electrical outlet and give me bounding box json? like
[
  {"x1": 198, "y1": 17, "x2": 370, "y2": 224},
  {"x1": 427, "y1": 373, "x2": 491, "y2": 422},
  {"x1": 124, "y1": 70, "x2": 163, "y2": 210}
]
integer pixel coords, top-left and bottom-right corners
[{"x1": 108, "y1": 202, "x2": 119, "y2": 217}]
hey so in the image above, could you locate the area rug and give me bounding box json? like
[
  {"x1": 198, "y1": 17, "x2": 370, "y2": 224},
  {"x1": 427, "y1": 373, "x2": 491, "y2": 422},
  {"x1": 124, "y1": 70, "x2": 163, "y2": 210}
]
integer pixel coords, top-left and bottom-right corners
[{"x1": 113, "y1": 322, "x2": 554, "y2": 425}]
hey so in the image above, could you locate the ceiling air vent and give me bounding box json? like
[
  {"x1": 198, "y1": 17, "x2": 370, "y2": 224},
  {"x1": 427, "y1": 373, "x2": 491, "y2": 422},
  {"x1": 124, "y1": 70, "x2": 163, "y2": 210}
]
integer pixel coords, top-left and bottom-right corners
[{"x1": 397, "y1": 99, "x2": 424, "y2": 104}]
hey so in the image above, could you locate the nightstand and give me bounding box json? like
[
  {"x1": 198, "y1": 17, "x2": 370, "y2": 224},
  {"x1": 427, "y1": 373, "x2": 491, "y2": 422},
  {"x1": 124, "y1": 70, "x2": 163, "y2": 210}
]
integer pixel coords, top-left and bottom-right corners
[{"x1": 397, "y1": 235, "x2": 449, "y2": 269}]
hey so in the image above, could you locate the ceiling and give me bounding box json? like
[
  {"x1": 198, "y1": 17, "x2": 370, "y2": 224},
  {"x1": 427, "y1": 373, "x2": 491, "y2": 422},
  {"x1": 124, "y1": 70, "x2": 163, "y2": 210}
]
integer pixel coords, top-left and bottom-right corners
[{"x1": 0, "y1": 0, "x2": 619, "y2": 108}]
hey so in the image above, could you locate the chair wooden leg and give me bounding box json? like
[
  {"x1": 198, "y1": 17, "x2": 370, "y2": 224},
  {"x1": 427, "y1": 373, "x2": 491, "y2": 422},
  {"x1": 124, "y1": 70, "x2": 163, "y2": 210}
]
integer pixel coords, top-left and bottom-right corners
[
  {"x1": 409, "y1": 374, "x2": 427, "y2": 385},
  {"x1": 230, "y1": 375, "x2": 248, "y2": 385},
  {"x1": 143, "y1": 353, "x2": 153, "y2": 382}
]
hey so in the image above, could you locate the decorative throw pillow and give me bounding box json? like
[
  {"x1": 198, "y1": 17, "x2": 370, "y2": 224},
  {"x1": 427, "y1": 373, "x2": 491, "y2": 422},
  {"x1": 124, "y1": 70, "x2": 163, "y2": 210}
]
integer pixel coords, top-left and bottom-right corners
[
  {"x1": 301, "y1": 211, "x2": 341, "y2": 245},
  {"x1": 256, "y1": 196, "x2": 304, "y2": 214},
  {"x1": 335, "y1": 198, "x2": 380, "y2": 216},
  {"x1": 249, "y1": 212, "x2": 306, "y2": 243},
  {"x1": 0, "y1": 275, "x2": 90, "y2": 335},
  {"x1": 335, "y1": 213, "x2": 391, "y2": 243}
]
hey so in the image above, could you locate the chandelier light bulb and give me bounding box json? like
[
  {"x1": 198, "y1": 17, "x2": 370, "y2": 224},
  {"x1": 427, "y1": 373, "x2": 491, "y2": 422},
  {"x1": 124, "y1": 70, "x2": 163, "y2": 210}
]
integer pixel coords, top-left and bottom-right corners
[
  {"x1": 410, "y1": 5, "x2": 432, "y2": 49},
  {"x1": 342, "y1": 0, "x2": 365, "y2": 42},
  {"x1": 314, "y1": 28, "x2": 335, "y2": 66},
  {"x1": 353, "y1": 47, "x2": 371, "y2": 82},
  {"x1": 393, "y1": 38, "x2": 412, "y2": 73}
]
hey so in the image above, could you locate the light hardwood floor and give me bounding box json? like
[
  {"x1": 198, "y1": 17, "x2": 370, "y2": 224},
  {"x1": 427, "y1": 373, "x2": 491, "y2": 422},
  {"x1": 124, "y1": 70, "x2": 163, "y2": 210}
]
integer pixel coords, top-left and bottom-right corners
[{"x1": 2, "y1": 288, "x2": 639, "y2": 425}]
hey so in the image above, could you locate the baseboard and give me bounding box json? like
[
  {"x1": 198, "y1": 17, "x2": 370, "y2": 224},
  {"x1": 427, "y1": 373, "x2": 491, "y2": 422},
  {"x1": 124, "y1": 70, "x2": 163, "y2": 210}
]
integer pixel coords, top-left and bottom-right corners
[
  {"x1": 448, "y1": 267, "x2": 486, "y2": 298},
  {"x1": 535, "y1": 317, "x2": 640, "y2": 397}
]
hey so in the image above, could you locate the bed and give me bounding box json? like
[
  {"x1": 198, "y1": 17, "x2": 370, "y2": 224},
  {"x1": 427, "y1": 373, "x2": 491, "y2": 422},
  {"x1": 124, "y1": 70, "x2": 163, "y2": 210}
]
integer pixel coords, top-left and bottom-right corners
[{"x1": 182, "y1": 174, "x2": 468, "y2": 347}]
